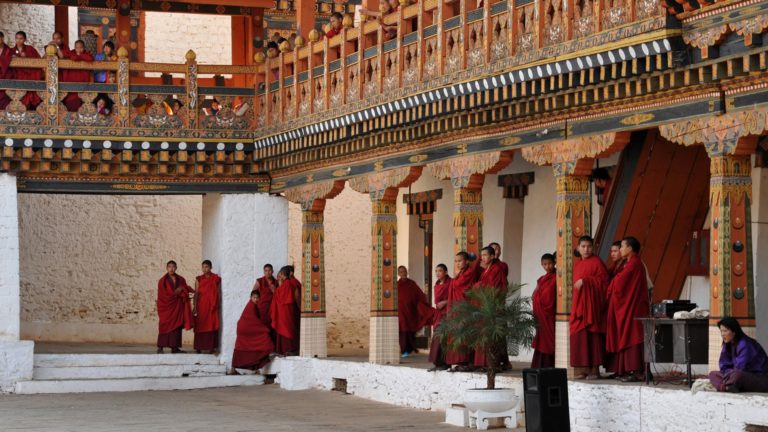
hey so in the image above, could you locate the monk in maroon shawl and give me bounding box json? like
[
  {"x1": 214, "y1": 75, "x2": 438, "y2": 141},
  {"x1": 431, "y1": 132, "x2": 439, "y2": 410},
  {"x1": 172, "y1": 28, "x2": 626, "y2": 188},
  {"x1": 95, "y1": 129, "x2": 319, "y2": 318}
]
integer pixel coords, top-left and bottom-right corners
[
  {"x1": 428, "y1": 263, "x2": 451, "y2": 370},
  {"x1": 607, "y1": 241, "x2": 626, "y2": 280},
  {"x1": 270, "y1": 266, "x2": 301, "y2": 355},
  {"x1": 0, "y1": 32, "x2": 14, "y2": 110},
  {"x1": 397, "y1": 266, "x2": 433, "y2": 357},
  {"x1": 60, "y1": 40, "x2": 93, "y2": 112},
  {"x1": 11, "y1": 32, "x2": 42, "y2": 111},
  {"x1": 231, "y1": 290, "x2": 275, "y2": 373},
  {"x1": 194, "y1": 260, "x2": 221, "y2": 354},
  {"x1": 605, "y1": 237, "x2": 650, "y2": 381},
  {"x1": 253, "y1": 264, "x2": 277, "y2": 329},
  {"x1": 570, "y1": 236, "x2": 609, "y2": 379},
  {"x1": 531, "y1": 253, "x2": 557, "y2": 368},
  {"x1": 156, "y1": 260, "x2": 194, "y2": 353},
  {"x1": 445, "y1": 251, "x2": 482, "y2": 370},
  {"x1": 473, "y1": 246, "x2": 511, "y2": 368},
  {"x1": 489, "y1": 242, "x2": 509, "y2": 282}
]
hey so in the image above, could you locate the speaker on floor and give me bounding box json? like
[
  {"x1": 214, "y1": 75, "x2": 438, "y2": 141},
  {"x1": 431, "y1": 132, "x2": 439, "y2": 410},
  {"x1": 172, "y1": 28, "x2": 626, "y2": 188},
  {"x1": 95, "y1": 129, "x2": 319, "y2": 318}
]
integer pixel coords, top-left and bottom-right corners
[{"x1": 523, "y1": 368, "x2": 570, "y2": 432}]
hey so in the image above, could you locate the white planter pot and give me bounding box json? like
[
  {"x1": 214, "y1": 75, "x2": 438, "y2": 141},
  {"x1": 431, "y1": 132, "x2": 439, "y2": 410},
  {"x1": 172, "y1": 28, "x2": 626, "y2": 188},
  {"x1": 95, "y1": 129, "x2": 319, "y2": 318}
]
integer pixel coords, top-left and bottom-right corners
[{"x1": 463, "y1": 388, "x2": 519, "y2": 414}]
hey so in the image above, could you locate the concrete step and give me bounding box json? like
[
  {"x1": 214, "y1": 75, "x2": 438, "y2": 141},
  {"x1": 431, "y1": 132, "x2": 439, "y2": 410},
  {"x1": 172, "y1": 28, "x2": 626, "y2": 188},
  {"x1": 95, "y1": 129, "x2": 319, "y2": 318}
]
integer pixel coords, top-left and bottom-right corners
[
  {"x1": 34, "y1": 353, "x2": 220, "y2": 368},
  {"x1": 14, "y1": 375, "x2": 265, "y2": 394},
  {"x1": 33, "y1": 364, "x2": 227, "y2": 380}
]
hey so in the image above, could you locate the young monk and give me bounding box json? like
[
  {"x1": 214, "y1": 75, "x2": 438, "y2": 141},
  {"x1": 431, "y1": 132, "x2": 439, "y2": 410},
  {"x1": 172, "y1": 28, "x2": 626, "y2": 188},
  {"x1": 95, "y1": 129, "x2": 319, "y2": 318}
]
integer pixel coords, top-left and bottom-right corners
[
  {"x1": 445, "y1": 251, "x2": 482, "y2": 371},
  {"x1": 270, "y1": 266, "x2": 301, "y2": 355},
  {"x1": 0, "y1": 32, "x2": 13, "y2": 110},
  {"x1": 231, "y1": 290, "x2": 275, "y2": 374},
  {"x1": 709, "y1": 317, "x2": 768, "y2": 393},
  {"x1": 253, "y1": 264, "x2": 277, "y2": 330},
  {"x1": 194, "y1": 260, "x2": 221, "y2": 354},
  {"x1": 488, "y1": 242, "x2": 509, "y2": 282},
  {"x1": 12, "y1": 31, "x2": 42, "y2": 110},
  {"x1": 570, "y1": 235, "x2": 609, "y2": 379},
  {"x1": 397, "y1": 266, "x2": 432, "y2": 358},
  {"x1": 473, "y1": 246, "x2": 510, "y2": 369},
  {"x1": 607, "y1": 240, "x2": 625, "y2": 280},
  {"x1": 531, "y1": 253, "x2": 557, "y2": 368},
  {"x1": 428, "y1": 264, "x2": 451, "y2": 371},
  {"x1": 49, "y1": 31, "x2": 70, "y2": 58},
  {"x1": 156, "y1": 260, "x2": 194, "y2": 354},
  {"x1": 61, "y1": 40, "x2": 94, "y2": 112},
  {"x1": 326, "y1": 12, "x2": 343, "y2": 38},
  {"x1": 605, "y1": 237, "x2": 650, "y2": 381}
]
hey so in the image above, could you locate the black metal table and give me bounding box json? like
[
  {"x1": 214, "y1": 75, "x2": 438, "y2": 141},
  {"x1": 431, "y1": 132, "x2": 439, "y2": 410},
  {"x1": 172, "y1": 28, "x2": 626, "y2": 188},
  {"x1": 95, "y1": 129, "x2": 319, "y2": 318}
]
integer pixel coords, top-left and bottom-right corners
[{"x1": 638, "y1": 318, "x2": 709, "y2": 387}]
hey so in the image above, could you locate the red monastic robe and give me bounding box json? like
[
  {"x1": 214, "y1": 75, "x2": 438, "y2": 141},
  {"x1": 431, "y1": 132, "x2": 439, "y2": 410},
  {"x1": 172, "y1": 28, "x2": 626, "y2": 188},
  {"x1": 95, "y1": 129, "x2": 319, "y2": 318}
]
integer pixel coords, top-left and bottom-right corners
[
  {"x1": 157, "y1": 274, "x2": 194, "y2": 334},
  {"x1": 532, "y1": 272, "x2": 557, "y2": 356},
  {"x1": 397, "y1": 277, "x2": 433, "y2": 333},
  {"x1": 606, "y1": 255, "x2": 650, "y2": 356},
  {"x1": 445, "y1": 264, "x2": 482, "y2": 365},
  {"x1": 11, "y1": 44, "x2": 42, "y2": 110},
  {"x1": 608, "y1": 259, "x2": 626, "y2": 280},
  {"x1": 195, "y1": 273, "x2": 221, "y2": 333},
  {"x1": 472, "y1": 260, "x2": 510, "y2": 367},
  {"x1": 0, "y1": 44, "x2": 13, "y2": 110},
  {"x1": 270, "y1": 277, "x2": 301, "y2": 354},
  {"x1": 257, "y1": 276, "x2": 277, "y2": 326},
  {"x1": 570, "y1": 255, "x2": 609, "y2": 336},
  {"x1": 432, "y1": 276, "x2": 451, "y2": 329},
  {"x1": 232, "y1": 301, "x2": 275, "y2": 370},
  {"x1": 61, "y1": 50, "x2": 94, "y2": 112},
  {"x1": 497, "y1": 260, "x2": 509, "y2": 282}
]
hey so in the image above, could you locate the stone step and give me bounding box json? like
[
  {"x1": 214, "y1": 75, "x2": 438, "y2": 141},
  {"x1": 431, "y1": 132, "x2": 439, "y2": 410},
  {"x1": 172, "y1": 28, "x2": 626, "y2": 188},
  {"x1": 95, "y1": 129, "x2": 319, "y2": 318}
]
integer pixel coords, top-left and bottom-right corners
[
  {"x1": 34, "y1": 353, "x2": 220, "y2": 368},
  {"x1": 33, "y1": 364, "x2": 227, "y2": 380},
  {"x1": 14, "y1": 375, "x2": 265, "y2": 394}
]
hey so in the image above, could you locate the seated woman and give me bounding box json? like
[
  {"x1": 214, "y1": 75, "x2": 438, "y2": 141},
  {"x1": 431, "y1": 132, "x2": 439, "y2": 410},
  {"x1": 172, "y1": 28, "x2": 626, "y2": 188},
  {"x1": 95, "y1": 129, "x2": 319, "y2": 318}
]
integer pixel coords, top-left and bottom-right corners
[
  {"x1": 230, "y1": 290, "x2": 275, "y2": 374},
  {"x1": 709, "y1": 317, "x2": 768, "y2": 393}
]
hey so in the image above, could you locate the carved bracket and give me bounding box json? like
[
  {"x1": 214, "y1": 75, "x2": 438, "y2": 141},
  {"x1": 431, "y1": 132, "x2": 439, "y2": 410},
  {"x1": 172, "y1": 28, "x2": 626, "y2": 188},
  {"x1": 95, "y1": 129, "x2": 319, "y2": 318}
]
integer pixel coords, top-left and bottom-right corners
[
  {"x1": 284, "y1": 179, "x2": 345, "y2": 211},
  {"x1": 521, "y1": 132, "x2": 629, "y2": 174},
  {"x1": 426, "y1": 150, "x2": 513, "y2": 188},
  {"x1": 658, "y1": 108, "x2": 767, "y2": 156},
  {"x1": 349, "y1": 166, "x2": 423, "y2": 201}
]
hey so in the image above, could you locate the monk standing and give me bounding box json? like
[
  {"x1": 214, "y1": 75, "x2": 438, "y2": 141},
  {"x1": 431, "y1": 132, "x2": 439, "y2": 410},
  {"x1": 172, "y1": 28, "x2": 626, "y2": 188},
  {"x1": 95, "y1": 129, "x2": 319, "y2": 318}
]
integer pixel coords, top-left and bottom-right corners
[
  {"x1": 231, "y1": 290, "x2": 275, "y2": 374},
  {"x1": 194, "y1": 260, "x2": 221, "y2": 354},
  {"x1": 0, "y1": 32, "x2": 14, "y2": 110},
  {"x1": 428, "y1": 264, "x2": 451, "y2": 371},
  {"x1": 397, "y1": 266, "x2": 432, "y2": 358},
  {"x1": 606, "y1": 236, "x2": 650, "y2": 382},
  {"x1": 60, "y1": 39, "x2": 93, "y2": 112},
  {"x1": 253, "y1": 263, "x2": 277, "y2": 329},
  {"x1": 570, "y1": 235, "x2": 609, "y2": 379},
  {"x1": 270, "y1": 266, "x2": 300, "y2": 355},
  {"x1": 531, "y1": 253, "x2": 557, "y2": 368},
  {"x1": 156, "y1": 260, "x2": 193, "y2": 354},
  {"x1": 11, "y1": 31, "x2": 42, "y2": 110},
  {"x1": 473, "y1": 246, "x2": 510, "y2": 369},
  {"x1": 445, "y1": 251, "x2": 482, "y2": 371},
  {"x1": 607, "y1": 240, "x2": 625, "y2": 280},
  {"x1": 488, "y1": 242, "x2": 509, "y2": 282}
]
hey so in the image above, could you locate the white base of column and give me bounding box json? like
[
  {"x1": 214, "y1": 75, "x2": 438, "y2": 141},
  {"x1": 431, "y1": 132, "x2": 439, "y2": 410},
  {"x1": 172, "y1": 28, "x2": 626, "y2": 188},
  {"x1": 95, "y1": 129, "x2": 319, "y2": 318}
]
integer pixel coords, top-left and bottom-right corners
[
  {"x1": 369, "y1": 316, "x2": 399, "y2": 365},
  {"x1": 299, "y1": 316, "x2": 327, "y2": 358},
  {"x1": 0, "y1": 340, "x2": 34, "y2": 393},
  {"x1": 554, "y1": 320, "x2": 569, "y2": 369}
]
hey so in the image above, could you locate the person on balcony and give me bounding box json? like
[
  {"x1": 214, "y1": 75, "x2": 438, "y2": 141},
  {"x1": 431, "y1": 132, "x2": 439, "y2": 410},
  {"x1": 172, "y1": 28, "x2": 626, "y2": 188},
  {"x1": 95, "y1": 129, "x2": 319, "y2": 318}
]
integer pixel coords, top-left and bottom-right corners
[
  {"x1": 61, "y1": 39, "x2": 94, "y2": 112},
  {"x1": 49, "y1": 31, "x2": 70, "y2": 58},
  {"x1": 326, "y1": 12, "x2": 344, "y2": 39},
  {"x1": 194, "y1": 260, "x2": 221, "y2": 355},
  {"x1": 709, "y1": 317, "x2": 768, "y2": 393},
  {"x1": 361, "y1": 0, "x2": 400, "y2": 40},
  {"x1": 11, "y1": 31, "x2": 42, "y2": 111},
  {"x1": 397, "y1": 266, "x2": 433, "y2": 358},
  {"x1": 156, "y1": 260, "x2": 194, "y2": 354},
  {"x1": 531, "y1": 253, "x2": 557, "y2": 368},
  {"x1": 591, "y1": 167, "x2": 612, "y2": 206},
  {"x1": 230, "y1": 289, "x2": 275, "y2": 374},
  {"x1": 0, "y1": 32, "x2": 13, "y2": 110},
  {"x1": 94, "y1": 41, "x2": 117, "y2": 84}
]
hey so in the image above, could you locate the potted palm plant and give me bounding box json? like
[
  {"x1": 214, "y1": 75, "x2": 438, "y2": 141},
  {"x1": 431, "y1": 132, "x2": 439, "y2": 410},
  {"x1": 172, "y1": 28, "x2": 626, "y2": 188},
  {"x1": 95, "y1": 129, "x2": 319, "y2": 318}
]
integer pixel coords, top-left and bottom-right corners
[{"x1": 436, "y1": 283, "x2": 536, "y2": 415}]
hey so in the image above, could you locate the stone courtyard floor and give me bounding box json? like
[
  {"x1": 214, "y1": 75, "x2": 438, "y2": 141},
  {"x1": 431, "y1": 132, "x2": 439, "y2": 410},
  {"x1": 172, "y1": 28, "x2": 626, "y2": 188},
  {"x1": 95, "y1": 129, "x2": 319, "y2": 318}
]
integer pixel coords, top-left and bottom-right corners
[{"x1": 0, "y1": 385, "x2": 469, "y2": 432}]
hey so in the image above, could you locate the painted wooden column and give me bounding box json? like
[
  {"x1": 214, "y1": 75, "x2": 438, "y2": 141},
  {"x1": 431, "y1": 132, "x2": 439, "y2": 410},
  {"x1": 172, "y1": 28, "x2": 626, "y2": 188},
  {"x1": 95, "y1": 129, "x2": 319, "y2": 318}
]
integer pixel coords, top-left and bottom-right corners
[
  {"x1": 427, "y1": 150, "x2": 513, "y2": 258},
  {"x1": 285, "y1": 181, "x2": 345, "y2": 358},
  {"x1": 350, "y1": 167, "x2": 422, "y2": 364},
  {"x1": 661, "y1": 112, "x2": 765, "y2": 370},
  {"x1": 522, "y1": 133, "x2": 626, "y2": 373}
]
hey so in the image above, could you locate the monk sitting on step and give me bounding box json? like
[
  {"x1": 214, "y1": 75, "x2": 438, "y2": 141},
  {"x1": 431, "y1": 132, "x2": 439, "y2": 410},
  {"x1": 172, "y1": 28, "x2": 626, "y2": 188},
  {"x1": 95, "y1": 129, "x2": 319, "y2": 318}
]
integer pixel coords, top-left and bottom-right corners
[{"x1": 231, "y1": 290, "x2": 275, "y2": 374}]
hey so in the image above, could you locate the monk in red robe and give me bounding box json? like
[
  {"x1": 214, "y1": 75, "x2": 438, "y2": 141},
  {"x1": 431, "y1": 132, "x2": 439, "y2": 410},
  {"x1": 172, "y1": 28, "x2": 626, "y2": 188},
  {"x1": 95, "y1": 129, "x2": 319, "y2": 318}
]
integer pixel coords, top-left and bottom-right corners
[
  {"x1": 397, "y1": 266, "x2": 433, "y2": 358},
  {"x1": 445, "y1": 251, "x2": 482, "y2": 370},
  {"x1": 531, "y1": 253, "x2": 557, "y2": 368},
  {"x1": 11, "y1": 31, "x2": 42, "y2": 111},
  {"x1": 607, "y1": 241, "x2": 626, "y2": 280},
  {"x1": 253, "y1": 264, "x2": 277, "y2": 330},
  {"x1": 0, "y1": 32, "x2": 14, "y2": 110},
  {"x1": 60, "y1": 40, "x2": 93, "y2": 112},
  {"x1": 428, "y1": 264, "x2": 451, "y2": 370},
  {"x1": 156, "y1": 260, "x2": 194, "y2": 353},
  {"x1": 194, "y1": 260, "x2": 221, "y2": 354},
  {"x1": 570, "y1": 235, "x2": 610, "y2": 379},
  {"x1": 606, "y1": 236, "x2": 650, "y2": 381},
  {"x1": 489, "y1": 242, "x2": 509, "y2": 282},
  {"x1": 231, "y1": 290, "x2": 275, "y2": 373},
  {"x1": 270, "y1": 266, "x2": 301, "y2": 355},
  {"x1": 473, "y1": 246, "x2": 511, "y2": 369}
]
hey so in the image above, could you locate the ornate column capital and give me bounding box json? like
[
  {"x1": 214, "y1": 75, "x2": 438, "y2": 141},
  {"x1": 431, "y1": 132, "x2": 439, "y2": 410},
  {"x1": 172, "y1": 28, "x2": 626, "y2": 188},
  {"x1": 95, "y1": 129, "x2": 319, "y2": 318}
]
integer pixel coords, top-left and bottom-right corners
[
  {"x1": 349, "y1": 166, "x2": 423, "y2": 201},
  {"x1": 284, "y1": 179, "x2": 345, "y2": 211},
  {"x1": 658, "y1": 108, "x2": 767, "y2": 157},
  {"x1": 521, "y1": 132, "x2": 629, "y2": 175},
  {"x1": 426, "y1": 150, "x2": 513, "y2": 189}
]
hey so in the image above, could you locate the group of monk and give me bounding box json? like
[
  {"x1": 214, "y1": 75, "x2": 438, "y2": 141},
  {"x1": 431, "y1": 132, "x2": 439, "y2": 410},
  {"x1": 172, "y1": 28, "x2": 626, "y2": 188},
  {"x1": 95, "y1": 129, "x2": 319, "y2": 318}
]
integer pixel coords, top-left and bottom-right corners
[
  {"x1": 155, "y1": 261, "x2": 302, "y2": 374},
  {"x1": 530, "y1": 235, "x2": 652, "y2": 382},
  {"x1": 397, "y1": 242, "x2": 512, "y2": 372}
]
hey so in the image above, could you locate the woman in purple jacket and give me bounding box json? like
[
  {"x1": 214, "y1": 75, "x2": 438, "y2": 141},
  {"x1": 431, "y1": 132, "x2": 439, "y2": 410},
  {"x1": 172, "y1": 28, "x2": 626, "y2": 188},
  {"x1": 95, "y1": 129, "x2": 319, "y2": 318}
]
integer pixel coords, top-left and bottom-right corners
[{"x1": 709, "y1": 317, "x2": 768, "y2": 393}]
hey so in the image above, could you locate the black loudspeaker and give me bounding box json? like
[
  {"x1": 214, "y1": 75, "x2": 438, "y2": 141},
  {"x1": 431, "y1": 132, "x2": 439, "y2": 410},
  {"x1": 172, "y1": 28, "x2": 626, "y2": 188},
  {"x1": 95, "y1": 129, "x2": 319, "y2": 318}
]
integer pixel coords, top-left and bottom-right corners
[{"x1": 523, "y1": 368, "x2": 570, "y2": 432}]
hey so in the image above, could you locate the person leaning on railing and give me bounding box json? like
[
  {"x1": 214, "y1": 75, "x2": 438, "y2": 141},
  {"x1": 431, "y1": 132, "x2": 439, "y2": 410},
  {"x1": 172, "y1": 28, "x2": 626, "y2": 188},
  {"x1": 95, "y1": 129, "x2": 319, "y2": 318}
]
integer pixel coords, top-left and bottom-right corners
[
  {"x1": 94, "y1": 41, "x2": 117, "y2": 84},
  {"x1": 325, "y1": 12, "x2": 344, "y2": 39},
  {"x1": 360, "y1": 0, "x2": 400, "y2": 40},
  {"x1": 0, "y1": 32, "x2": 13, "y2": 110},
  {"x1": 60, "y1": 40, "x2": 94, "y2": 112},
  {"x1": 11, "y1": 31, "x2": 43, "y2": 111}
]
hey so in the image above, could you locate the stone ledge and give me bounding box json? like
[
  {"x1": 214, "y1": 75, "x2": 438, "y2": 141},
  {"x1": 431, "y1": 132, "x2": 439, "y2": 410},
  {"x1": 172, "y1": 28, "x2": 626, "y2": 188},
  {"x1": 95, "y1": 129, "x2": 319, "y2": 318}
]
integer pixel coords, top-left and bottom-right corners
[
  {"x1": 14, "y1": 374, "x2": 264, "y2": 394},
  {"x1": 0, "y1": 340, "x2": 34, "y2": 393}
]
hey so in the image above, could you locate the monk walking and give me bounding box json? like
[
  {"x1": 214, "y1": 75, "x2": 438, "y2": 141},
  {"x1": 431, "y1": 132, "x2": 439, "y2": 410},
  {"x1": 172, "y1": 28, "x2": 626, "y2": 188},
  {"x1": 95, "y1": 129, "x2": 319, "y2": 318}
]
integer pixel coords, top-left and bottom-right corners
[
  {"x1": 194, "y1": 260, "x2": 221, "y2": 354},
  {"x1": 270, "y1": 266, "x2": 301, "y2": 355},
  {"x1": 570, "y1": 235, "x2": 609, "y2": 379},
  {"x1": 445, "y1": 251, "x2": 482, "y2": 371},
  {"x1": 231, "y1": 290, "x2": 275, "y2": 374},
  {"x1": 531, "y1": 253, "x2": 557, "y2": 368},
  {"x1": 397, "y1": 266, "x2": 432, "y2": 358},
  {"x1": 428, "y1": 264, "x2": 451, "y2": 370},
  {"x1": 473, "y1": 246, "x2": 510, "y2": 369},
  {"x1": 156, "y1": 260, "x2": 193, "y2": 354},
  {"x1": 606, "y1": 237, "x2": 650, "y2": 382}
]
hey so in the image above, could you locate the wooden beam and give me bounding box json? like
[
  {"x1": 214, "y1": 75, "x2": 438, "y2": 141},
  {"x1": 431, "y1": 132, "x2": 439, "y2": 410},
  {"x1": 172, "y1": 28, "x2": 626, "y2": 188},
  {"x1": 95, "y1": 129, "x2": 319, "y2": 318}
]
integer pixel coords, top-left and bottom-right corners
[{"x1": 182, "y1": 0, "x2": 272, "y2": 7}]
